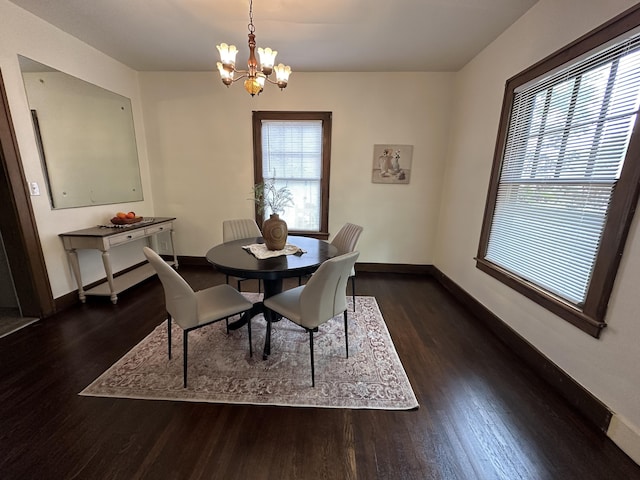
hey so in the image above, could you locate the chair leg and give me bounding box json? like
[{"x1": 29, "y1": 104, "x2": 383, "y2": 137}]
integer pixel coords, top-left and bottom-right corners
[
  {"x1": 309, "y1": 329, "x2": 315, "y2": 387},
  {"x1": 167, "y1": 315, "x2": 172, "y2": 359},
  {"x1": 258, "y1": 280, "x2": 261, "y2": 294},
  {"x1": 225, "y1": 274, "x2": 230, "y2": 285},
  {"x1": 263, "y1": 309, "x2": 272, "y2": 360},
  {"x1": 237, "y1": 279, "x2": 242, "y2": 292},
  {"x1": 183, "y1": 330, "x2": 188, "y2": 388},
  {"x1": 247, "y1": 313, "x2": 253, "y2": 357},
  {"x1": 351, "y1": 276, "x2": 356, "y2": 311},
  {"x1": 344, "y1": 310, "x2": 349, "y2": 358},
  {"x1": 225, "y1": 317, "x2": 229, "y2": 334}
]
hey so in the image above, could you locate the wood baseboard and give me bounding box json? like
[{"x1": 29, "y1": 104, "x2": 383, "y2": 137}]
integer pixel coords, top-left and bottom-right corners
[
  {"x1": 430, "y1": 266, "x2": 612, "y2": 433},
  {"x1": 54, "y1": 260, "x2": 152, "y2": 312},
  {"x1": 174, "y1": 255, "x2": 210, "y2": 266},
  {"x1": 356, "y1": 263, "x2": 434, "y2": 275},
  {"x1": 54, "y1": 290, "x2": 80, "y2": 313}
]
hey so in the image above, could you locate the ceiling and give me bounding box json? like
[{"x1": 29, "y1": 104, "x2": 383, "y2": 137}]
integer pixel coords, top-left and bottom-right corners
[{"x1": 9, "y1": 0, "x2": 538, "y2": 72}]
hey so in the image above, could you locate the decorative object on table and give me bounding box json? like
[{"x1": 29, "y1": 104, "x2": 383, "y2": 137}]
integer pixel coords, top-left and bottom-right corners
[
  {"x1": 110, "y1": 211, "x2": 143, "y2": 225},
  {"x1": 242, "y1": 243, "x2": 305, "y2": 259},
  {"x1": 261, "y1": 214, "x2": 288, "y2": 250},
  {"x1": 371, "y1": 144, "x2": 413, "y2": 184},
  {"x1": 215, "y1": 0, "x2": 292, "y2": 96},
  {"x1": 80, "y1": 293, "x2": 419, "y2": 410},
  {"x1": 251, "y1": 176, "x2": 294, "y2": 250}
]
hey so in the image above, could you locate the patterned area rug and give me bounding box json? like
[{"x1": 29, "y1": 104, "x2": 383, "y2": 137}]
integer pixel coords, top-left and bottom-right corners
[{"x1": 80, "y1": 295, "x2": 419, "y2": 410}]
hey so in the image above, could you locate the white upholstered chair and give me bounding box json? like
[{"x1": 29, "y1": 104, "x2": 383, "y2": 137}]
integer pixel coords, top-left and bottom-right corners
[
  {"x1": 143, "y1": 247, "x2": 253, "y2": 388},
  {"x1": 222, "y1": 218, "x2": 262, "y2": 293},
  {"x1": 330, "y1": 223, "x2": 363, "y2": 309},
  {"x1": 263, "y1": 251, "x2": 360, "y2": 387}
]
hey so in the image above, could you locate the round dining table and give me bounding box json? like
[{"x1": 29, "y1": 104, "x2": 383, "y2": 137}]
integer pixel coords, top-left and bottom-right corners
[{"x1": 206, "y1": 235, "x2": 338, "y2": 358}]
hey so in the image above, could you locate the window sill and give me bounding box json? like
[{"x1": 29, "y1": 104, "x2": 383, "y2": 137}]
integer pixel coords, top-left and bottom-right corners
[
  {"x1": 288, "y1": 231, "x2": 329, "y2": 241},
  {"x1": 475, "y1": 258, "x2": 606, "y2": 338}
]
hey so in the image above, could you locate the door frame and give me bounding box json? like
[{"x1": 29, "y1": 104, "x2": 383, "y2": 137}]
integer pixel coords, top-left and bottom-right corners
[{"x1": 0, "y1": 68, "x2": 54, "y2": 318}]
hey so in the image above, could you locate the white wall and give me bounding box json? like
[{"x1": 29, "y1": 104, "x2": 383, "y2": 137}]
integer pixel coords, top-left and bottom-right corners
[
  {"x1": 435, "y1": 0, "x2": 640, "y2": 462},
  {"x1": 139, "y1": 71, "x2": 454, "y2": 263},
  {"x1": 0, "y1": 0, "x2": 155, "y2": 299}
]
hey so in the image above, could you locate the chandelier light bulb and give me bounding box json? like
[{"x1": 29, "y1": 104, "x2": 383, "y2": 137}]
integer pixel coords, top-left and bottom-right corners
[
  {"x1": 274, "y1": 63, "x2": 292, "y2": 88},
  {"x1": 258, "y1": 47, "x2": 277, "y2": 75},
  {"x1": 216, "y1": 43, "x2": 238, "y2": 68},
  {"x1": 216, "y1": 62, "x2": 234, "y2": 86}
]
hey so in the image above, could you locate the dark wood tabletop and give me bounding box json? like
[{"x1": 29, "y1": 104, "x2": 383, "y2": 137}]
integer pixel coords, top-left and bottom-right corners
[{"x1": 206, "y1": 235, "x2": 338, "y2": 284}]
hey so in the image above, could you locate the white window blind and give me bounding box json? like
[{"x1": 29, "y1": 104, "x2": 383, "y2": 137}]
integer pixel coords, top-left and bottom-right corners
[
  {"x1": 261, "y1": 120, "x2": 323, "y2": 231},
  {"x1": 485, "y1": 34, "x2": 640, "y2": 306}
]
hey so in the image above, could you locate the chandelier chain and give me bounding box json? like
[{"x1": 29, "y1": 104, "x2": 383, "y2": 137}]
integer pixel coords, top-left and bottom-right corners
[{"x1": 248, "y1": 0, "x2": 255, "y2": 34}]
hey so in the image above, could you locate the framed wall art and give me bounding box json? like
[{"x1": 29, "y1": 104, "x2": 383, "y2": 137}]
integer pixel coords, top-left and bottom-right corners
[{"x1": 371, "y1": 144, "x2": 413, "y2": 184}]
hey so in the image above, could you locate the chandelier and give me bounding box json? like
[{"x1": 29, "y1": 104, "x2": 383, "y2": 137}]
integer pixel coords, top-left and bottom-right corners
[{"x1": 216, "y1": 0, "x2": 292, "y2": 96}]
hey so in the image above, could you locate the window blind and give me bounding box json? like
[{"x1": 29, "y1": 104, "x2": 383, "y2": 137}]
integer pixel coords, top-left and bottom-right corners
[
  {"x1": 485, "y1": 34, "x2": 640, "y2": 306},
  {"x1": 261, "y1": 120, "x2": 323, "y2": 231}
]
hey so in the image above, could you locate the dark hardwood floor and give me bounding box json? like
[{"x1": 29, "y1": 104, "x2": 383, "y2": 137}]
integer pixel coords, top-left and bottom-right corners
[{"x1": 1, "y1": 268, "x2": 639, "y2": 480}]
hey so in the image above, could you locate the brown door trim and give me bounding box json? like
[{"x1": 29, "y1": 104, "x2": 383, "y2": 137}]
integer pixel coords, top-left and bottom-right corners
[{"x1": 0, "y1": 68, "x2": 54, "y2": 318}]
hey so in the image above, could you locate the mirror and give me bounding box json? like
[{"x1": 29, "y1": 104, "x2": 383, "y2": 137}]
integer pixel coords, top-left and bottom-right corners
[{"x1": 18, "y1": 56, "x2": 143, "y2": 209}]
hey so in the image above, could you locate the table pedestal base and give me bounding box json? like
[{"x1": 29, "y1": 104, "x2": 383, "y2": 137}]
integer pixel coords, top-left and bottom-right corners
[{"x1": 225, "y1": 278, "x2": 283, "y2": 359}]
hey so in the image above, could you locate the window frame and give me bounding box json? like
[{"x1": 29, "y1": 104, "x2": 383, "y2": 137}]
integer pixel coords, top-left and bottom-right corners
[
  {"x1": 476, "y1": 5, "x2": 640, "y2": 338},
  {"x1": 252, "y1": 111, "x2": 332, "y2": 240}
]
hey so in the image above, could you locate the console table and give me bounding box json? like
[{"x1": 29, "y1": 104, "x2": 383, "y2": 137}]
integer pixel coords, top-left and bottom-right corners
[{"x1": 60, "y1": 217, "x2": 177, "y2": 304}]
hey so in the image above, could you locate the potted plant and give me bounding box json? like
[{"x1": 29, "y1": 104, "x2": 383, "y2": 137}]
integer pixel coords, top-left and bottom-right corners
[{"x1": 251, "y1": 177, "x2": 294, "y2": 250}]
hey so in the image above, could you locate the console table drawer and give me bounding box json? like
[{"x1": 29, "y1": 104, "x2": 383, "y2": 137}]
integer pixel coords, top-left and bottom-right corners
[
  {"x1": 108, "y1": 228, "x2": 147, "y2": 247},
  {"x1": 145, "y1": 223, "x2": 173, "y2": 236}
]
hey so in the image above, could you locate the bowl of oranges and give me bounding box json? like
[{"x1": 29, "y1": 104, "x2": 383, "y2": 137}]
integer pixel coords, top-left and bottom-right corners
[{"x1": 110, "y1": 211, "x2": 143, "y2": 225}]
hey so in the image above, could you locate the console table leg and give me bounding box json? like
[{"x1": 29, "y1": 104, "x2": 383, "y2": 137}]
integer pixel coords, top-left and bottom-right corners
[
  {"x1": 67, "y1": 249, "x2": 86, "y2": 303},
  {"x1": 101, "y1": 251, "x2": 118, "y2": 304},
  {"x1": 169, "y1": 229, "x2": 178, "y2": 269}
]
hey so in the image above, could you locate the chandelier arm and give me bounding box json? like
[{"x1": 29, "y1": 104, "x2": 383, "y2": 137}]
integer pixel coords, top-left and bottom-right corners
[{"x1": 229, "y1": 74, "x2": 249, "y2": 84}]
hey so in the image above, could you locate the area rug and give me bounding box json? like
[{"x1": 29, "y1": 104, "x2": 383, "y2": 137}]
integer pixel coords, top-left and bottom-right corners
[{"x1": 80, "y1": 294, "x2": 419, "y2": 410}]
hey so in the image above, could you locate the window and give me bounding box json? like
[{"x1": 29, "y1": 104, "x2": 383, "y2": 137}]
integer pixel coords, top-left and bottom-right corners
[
  {"x1": 477, "y1": 7, "x2": 640, "y2": 338},
  {"x1": 252, "y1": 111, "x2": 332, "y2": 238}
]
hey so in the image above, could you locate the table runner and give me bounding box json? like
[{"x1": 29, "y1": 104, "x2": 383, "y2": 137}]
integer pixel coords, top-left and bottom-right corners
[{"x1": 242, "y1": 243, "x2": 306, "y2": 259}]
